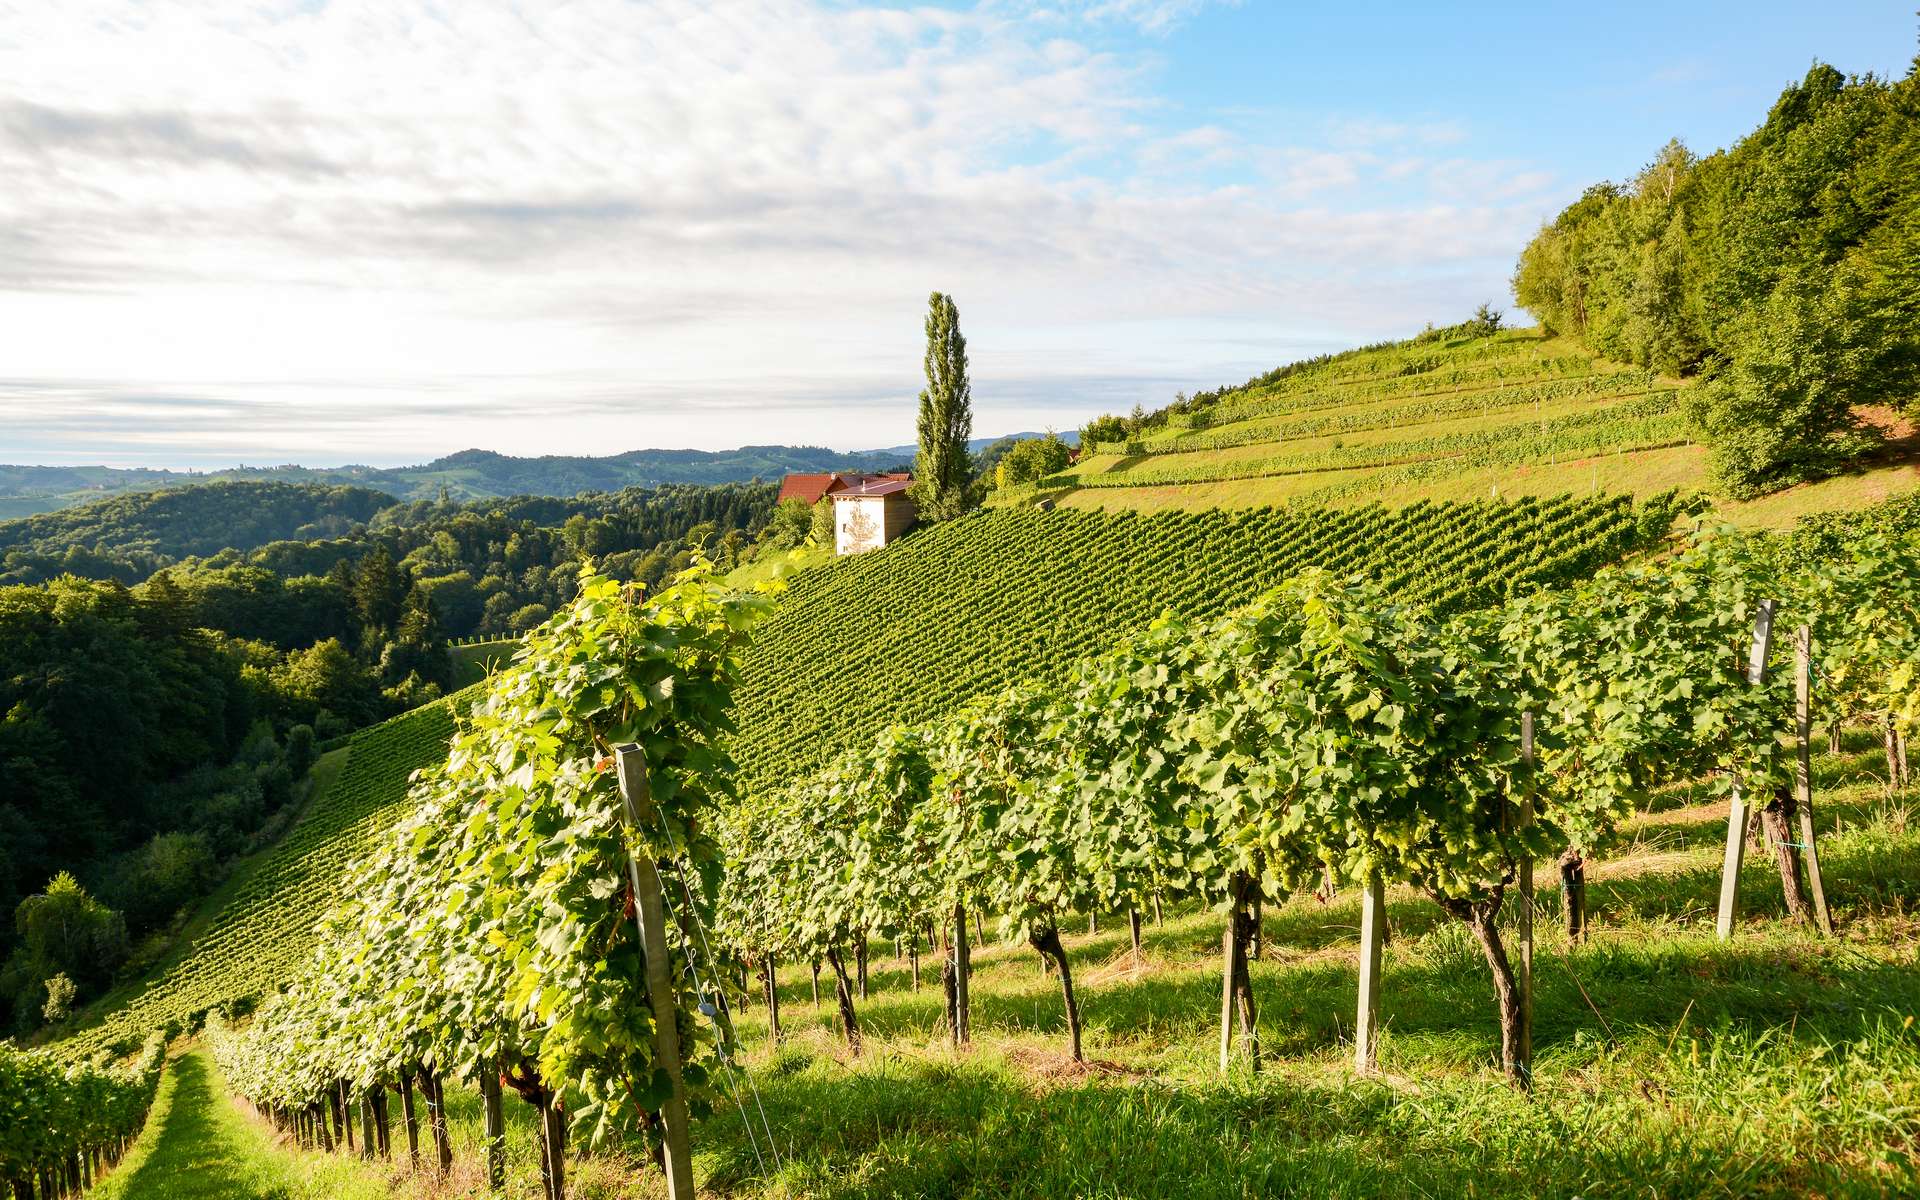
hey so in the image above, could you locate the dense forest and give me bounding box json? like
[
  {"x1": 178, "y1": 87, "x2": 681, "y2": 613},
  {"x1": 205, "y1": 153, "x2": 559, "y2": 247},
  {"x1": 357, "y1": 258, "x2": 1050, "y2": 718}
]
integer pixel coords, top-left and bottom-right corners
[
  {"x1": 0, "y1": 579, "x2": 323, "y2": 1033},
  {"x1": 1514, "y1": 60, "x2": 1920, "y2": 495}
]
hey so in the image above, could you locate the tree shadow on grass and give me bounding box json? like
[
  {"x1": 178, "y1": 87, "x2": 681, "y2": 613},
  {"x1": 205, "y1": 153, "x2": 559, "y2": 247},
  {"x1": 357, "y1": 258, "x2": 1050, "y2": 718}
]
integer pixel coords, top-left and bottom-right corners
[
  {"x1": 759, "y1": 828, "x2": 1920, "y2": 1081},
  {"x1": 690, "y1": 1040, "x2": 1893, "y2": 1200}
]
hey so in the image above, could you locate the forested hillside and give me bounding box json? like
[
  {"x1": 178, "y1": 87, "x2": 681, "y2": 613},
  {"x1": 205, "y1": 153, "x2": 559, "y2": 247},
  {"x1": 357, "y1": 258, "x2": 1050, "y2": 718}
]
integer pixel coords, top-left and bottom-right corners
[
  {"x1": 55, "y1": 693, "x2": 466, "y2": 1059},
  {"x1": 0, "y1": 580, "x2": 327, "y2": 1035},
  {"x1": 0, "y1": 479, "x2": 784, "y2": 1037},
  {"x1": 0, "y1": 482, "x2": 395, "y2": 581},
  {"x1": 1514, "y1": 62, "x2": 1920, "y2": 495}
]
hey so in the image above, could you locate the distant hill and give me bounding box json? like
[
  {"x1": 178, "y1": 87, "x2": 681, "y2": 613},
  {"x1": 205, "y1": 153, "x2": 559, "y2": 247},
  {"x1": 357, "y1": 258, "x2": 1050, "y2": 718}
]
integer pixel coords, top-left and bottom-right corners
[
  {"x1": 0, "y1": 444, "x2": 917, "y2": 517},
  {"x1": 0, "y1": 480, "x2": 397, "y2": 567},
  {"x1": 863, "y1": 431, "x2": 1080, "y2": 458},
  {"x1": 0, "y1": 435, "x2": 1085, "y2": 518}
]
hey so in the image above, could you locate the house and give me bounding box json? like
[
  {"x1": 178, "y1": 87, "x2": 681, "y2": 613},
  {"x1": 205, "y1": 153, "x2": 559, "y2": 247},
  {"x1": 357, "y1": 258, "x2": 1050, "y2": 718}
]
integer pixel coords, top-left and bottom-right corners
[
  {"x1": 774, "y1": 470, "x2": 918, "y2": 554},
  {"x1": 828, "y1": 477, "x2": 916, "y2": 555},
  {"x1": 775, "y1": 471, "x2": 911, "y2": 506}
]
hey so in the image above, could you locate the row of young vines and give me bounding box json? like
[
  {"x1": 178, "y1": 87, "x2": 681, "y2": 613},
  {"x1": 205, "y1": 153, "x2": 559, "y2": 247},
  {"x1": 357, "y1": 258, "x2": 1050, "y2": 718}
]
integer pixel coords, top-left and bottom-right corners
[
  {"x1": 211, "y1": 565, "x2": 770, "y2": 1200},
  {"x1": 1, "y1": 1036, "x2": 165, "y2": 1199},
  {"x1": 717, "y1": 524, "x2": 1919, "y2": 1082}
]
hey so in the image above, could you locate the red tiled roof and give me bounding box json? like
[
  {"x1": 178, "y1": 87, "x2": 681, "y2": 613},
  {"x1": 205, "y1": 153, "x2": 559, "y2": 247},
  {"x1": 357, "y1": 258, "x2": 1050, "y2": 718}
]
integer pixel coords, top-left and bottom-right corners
[
  {"x1": 776, "y1": 473, "x2": 837, "y2": 505},
  {"x1": 777, "y1": 471, "x2": 911, "y2": 505},
  {"x1": 829, "y1": 478, "x2": 913, "y2": 498}
]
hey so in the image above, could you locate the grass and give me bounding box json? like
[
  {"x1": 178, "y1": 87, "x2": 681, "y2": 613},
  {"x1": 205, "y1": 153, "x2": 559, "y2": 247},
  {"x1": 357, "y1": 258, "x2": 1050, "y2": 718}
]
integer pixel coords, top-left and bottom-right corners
[
  {"x1": 287, "y1": 736, "x2": 1919, "y2": 1199},
  {"x1": 1021, "y1": 327, "x2": 1920, "y2": 523},
  {"x1": 91, "y1": 1050, "x2": 393, "y2": 1200},
  {"x1": 448, "y1": 640, "x2": 518, "y2": 689},
  {"x1": 725, "y1": 543, "x2": 835, "y2": 590}
]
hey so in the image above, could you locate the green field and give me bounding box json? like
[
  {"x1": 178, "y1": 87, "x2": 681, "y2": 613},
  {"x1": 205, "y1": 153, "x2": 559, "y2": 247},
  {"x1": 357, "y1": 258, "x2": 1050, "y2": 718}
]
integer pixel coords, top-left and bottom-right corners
[
  {"x1": 446, "y1": 638, "x2": 519, "y2": 689},
  {"x1": 1023, "y1": 328, "x2": 1919, "y2": 527}
]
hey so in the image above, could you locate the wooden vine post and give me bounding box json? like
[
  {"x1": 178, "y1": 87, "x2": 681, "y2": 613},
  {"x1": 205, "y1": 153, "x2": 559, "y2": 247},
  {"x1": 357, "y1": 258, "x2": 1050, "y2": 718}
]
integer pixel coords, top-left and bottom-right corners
[
  {"x1": 1517, "y1": 712, "x2": 1535, "y2": 1086},
  {"x1": 1715, "y1": 598, "x2": 1775, "y2": 941},
  {"x1": 480, "y1": 1064, "x2": 506, "y2": 1192},
  {"x1": 1794, "y1": 626, "x2": 1835, "y2": 936},
  {"x1": 1354, "y1": 868, "x2": 1385, "y2": 1074},
  {"x1": 614, "y1": 743, "x2": 697, "y2": 1200}
]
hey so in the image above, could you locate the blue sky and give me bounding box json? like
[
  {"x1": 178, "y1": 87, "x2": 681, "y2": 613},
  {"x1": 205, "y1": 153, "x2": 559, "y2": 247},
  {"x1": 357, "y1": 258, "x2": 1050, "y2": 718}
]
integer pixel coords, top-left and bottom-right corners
[{"x1": 0, "y1": 0, "x2": 1913, "y2": 469}]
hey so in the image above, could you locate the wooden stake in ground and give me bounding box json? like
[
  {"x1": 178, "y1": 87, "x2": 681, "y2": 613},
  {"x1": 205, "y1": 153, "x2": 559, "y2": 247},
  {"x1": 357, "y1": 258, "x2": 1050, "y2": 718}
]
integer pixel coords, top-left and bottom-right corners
[
  {"x1": 614, "y1": 744, "x2": 697, "y2": 1200},
  {"x1": 425, "y1": 1071, "x2": 454, "y2": 1174},
  {"x1": 1715, "y1": 598, "x2": 1775, "y2": 941},
  {"x1": 763, "y1": 957, "x2": 782, "y2": 1044},
  {"x1": 1354, "y1": 869, "x2": 1385, "y2": 1074},
  {"x1": 952, "y1": 903, "x2": 973, "y2": 1045},
  {"x1": 397, "y1": 1073, "x2": 420, "y2": 1168},
  {"x1": 358, "y1": 1090, "x2": 375, "y2": 1162},
  {"x1": 1217, "y1": 871, "x2": 1258, "y2": 1073},
  {"x1": 480, "y1": 1065, "x2": 506, "y2": 1193},
  {"x1": 1517, "y1": 711, "x2": 1535, "y2": 1087},
  {"x1": 1794, "y1": 626, "x2": 1835, "y2": 935}
]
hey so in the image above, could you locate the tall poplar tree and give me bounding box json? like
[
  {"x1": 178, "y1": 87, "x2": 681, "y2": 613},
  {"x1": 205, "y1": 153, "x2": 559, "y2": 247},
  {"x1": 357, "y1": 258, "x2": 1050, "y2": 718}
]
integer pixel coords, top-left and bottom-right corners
[{"x1": 913, "y1": 292, "x2": 976, "y2": 520}]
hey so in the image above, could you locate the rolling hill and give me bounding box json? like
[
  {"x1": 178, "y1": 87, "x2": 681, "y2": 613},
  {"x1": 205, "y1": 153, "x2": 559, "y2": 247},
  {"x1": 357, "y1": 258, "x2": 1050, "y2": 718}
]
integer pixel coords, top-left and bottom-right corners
[
  {"x1": 0, "y1": 480, "x2": 397, "y2": 564},
  {"x1": 0, "y1": 439, "x2": 1065, "y2": 518},
  {"x1": 0, "y1": 445, "x2": 907, "y2": 517},
  {"x1": 1023, "y1": 326, "x2": 1919, "y2": 528}
]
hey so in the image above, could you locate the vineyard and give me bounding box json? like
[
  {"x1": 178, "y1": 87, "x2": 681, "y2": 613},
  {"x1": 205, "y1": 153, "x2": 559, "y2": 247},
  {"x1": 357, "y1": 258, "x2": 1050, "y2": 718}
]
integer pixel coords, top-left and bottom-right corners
[
  {"x1": 17, "y1": 502, "x2": 1917, "y2": 1199},
  {"x1": 57, "y1": 692, "x2": 471, "y2": 1061},
  {"x1": 725, "y1": 494, "x2": 1678, "y2": 793},
  {"x1": 125, "y1": 515, "x2": 1916, "y2": 1200},
  {"x1": 1, "y1": 1038, "x2": 164, "y2": 1197},
  {"x1": 1036, "y1": 327, "x2": 1920, "y2": 523}
]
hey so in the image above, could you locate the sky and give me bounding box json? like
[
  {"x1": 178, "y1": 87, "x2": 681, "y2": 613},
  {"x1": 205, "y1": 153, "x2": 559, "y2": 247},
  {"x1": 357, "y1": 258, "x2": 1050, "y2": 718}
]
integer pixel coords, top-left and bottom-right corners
[{"x1": 1, "y1": 1, "x2": 1914, "y2": 469}]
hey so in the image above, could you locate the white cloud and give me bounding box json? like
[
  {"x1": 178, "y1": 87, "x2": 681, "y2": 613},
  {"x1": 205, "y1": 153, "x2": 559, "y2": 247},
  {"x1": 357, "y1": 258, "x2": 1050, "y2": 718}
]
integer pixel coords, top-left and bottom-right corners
[
  {"x1": 0, "y1": 0, "x2": 1554, "y2": 467},
  {"x1": 995, "y1": 0, "x2": 1241, "y2": 36}
]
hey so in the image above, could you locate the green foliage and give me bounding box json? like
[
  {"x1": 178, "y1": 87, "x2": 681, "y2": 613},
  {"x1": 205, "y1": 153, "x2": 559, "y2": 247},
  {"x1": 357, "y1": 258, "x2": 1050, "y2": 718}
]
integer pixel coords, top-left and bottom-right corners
[
  {"x1": 807, "y1": 497, "x2": 835, "y2": 545},
  {"x1": 0, "y1": 481, "x2": 394, "y2": 584},
  {"x1": 0, "y1": 577, "x2": 327, "y2": 1013},
  {"x1": 913, "y1": 292, "x2": 978, "y2": 521},
  {"x1": 212, "y1": 564, "x2": 769, "y2": 1145},
  {"x1": 1515, "y1": 62, "x2": 1920, "y2": 495},
  {"x1": 994, "y1": 434, "x2": 1074, "y2": 489},
  {"x1": 729, "y1": 496, "x2": 1670, "y2": 795},
  {"x1": 59, "y1": 694, "x2": 466, "y2": 1060},
  {"x1": 723, "y1": 520, "x2": 1917, "y2": 1075},
  {"x1": 40, "y1": 973, "x2": 76, "y2": 1023},
  {"x1": 0, "y1": 1036, "x2": 165, "y2": 1184},
  {"x1": 2, "y1": 874, "x2": 128, "y2": 1034}
]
